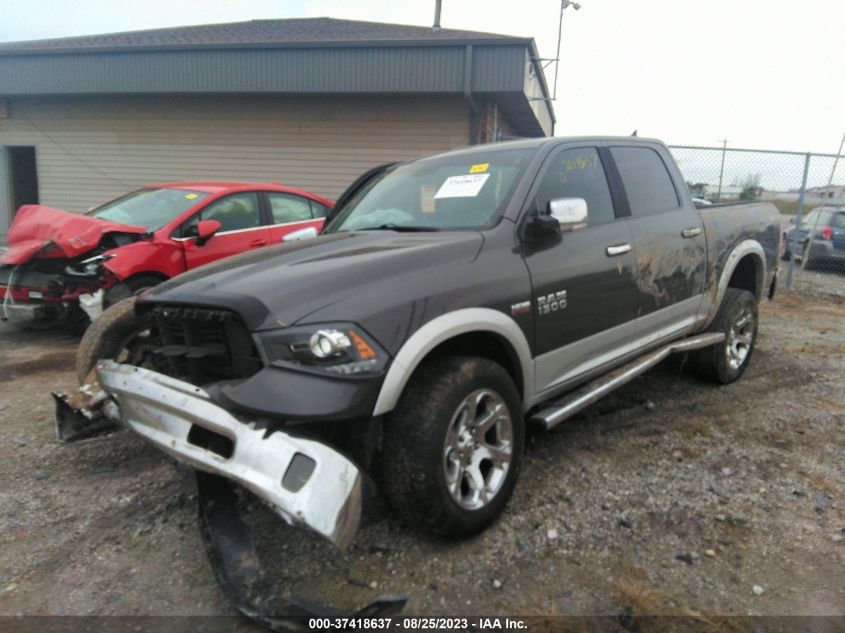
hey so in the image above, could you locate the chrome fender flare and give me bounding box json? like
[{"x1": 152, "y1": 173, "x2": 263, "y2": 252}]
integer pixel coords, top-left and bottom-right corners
[
  {"x1": 371, "y1": 308, "x2": 533, "y2": 416},
  {"x1": 701, "y1": 239, "x2": 766, "y2": 329}
]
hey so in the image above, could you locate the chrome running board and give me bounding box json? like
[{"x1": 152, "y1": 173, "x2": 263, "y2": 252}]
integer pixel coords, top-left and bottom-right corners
[{"x1": 530, "y1": 332, "x2": 725, "y2": 430}]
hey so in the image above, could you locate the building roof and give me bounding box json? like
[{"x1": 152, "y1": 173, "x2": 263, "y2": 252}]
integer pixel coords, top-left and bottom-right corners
[
  {"x1": 0, "y1": 17, "x2": 554, "y2": 137},
  {"x1": 0, "y1": 17, "x2": 528, "y2": 54}
]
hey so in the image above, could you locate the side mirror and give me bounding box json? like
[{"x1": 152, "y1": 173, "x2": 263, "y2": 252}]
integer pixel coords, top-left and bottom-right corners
[
  {"x1": 196, "y1": 219, "x2": 221, "y2": 246},
  {"x1": 283, "y1": 226, "x2": 319, "y2": 242},
  {"x1": 548, "y1": 197, "x2": 588, "y2": 232},
  {"x1": 524, "y1": 197, "x2": 589, "y2": 241}
]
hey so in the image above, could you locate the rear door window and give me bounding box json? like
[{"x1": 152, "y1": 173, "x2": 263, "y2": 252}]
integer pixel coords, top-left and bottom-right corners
[
  {"x1": 817, "y1": 210, "x2": 834, "y2": 226},
  {"x1": 802, "y1": 209, "x2": 836, "y2": 227},
  {"x1": 268, "y1": 193, "x2": 314, "y2": 224},
  {"x1": 610, "y1": 146, "x2": 680, "y2": 217}
]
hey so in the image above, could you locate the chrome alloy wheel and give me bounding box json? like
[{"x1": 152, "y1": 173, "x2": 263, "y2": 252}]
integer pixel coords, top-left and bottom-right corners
[
  {"x1": 726, "y1": 307, "x2": 754, "y2": 370},
  {"x1": 443, "y1": 388, "x2": 513, "y2": 510}
]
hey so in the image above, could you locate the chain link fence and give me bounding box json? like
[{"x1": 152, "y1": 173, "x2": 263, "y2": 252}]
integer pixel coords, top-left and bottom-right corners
[{"x1": 668, "y1": 145, "x2": 845, "y2": 296}]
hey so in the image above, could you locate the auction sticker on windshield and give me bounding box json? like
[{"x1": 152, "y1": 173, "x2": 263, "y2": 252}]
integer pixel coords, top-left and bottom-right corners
[{"x1": 434, "y1": 174, "x2": 490, "y2": 199}]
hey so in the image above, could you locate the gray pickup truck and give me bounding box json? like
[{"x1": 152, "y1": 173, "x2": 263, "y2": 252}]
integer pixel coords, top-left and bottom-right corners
[{"x1": 59, "y1": 136, "x2": 780, "y2": 620}]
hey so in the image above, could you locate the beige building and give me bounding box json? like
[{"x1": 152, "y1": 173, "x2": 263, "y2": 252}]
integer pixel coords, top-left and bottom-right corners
[{"x1": 0, "y1": 18, "x2": 554, "y2": 232}]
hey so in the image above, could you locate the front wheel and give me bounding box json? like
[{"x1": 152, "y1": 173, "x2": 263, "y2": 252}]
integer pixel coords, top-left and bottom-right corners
[
  {"x1": 691, "y1": 288, "x2": 758, "y2": 384},
  {"x1": 75, "y1": 297, "x2": 156, "y2": 382},
  {"x1": 380, "y1": 356, "x2": 524, "y2": 538}
]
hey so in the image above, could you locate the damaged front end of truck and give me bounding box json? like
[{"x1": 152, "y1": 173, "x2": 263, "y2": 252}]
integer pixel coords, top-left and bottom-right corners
[
  {"x1": 52, "y1": 299, "x2": 408, "y2": 627},
  {"x1": 51, "y1": 163, "x2": 417, "y2": 625}
]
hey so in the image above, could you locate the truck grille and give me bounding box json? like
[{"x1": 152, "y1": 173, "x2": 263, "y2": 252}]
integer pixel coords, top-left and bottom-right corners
[{"x1": 150, "y1": 305, "x2": 263, "y2": 385}]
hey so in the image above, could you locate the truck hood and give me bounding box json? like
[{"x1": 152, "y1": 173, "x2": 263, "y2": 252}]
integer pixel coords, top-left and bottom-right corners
[
  {"x1": 141, "y1": 231, "x2": 484, "y2": 330},
  {"x1": 1, "y1": 204, "x2": 147, "y2": 265}
]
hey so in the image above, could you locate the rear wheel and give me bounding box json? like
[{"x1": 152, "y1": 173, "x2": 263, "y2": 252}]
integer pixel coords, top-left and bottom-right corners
[
  {"x1": 380, "y1": 356, "x2": 524, "y2": 537},
  {"x1": 691, "y1": 288, "x2": 758, "y2": 384}
]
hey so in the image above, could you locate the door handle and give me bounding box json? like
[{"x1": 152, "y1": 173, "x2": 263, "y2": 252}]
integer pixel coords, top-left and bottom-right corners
[
  {"x1": 681, "y1": 227, "x2": 702, "y2": 238},
  {"x1": 249, "y1": 239, "x2": 268, "y2": 247},
  {"x1": 605, "y1": 243, "x2": 631, "y2": 256}
]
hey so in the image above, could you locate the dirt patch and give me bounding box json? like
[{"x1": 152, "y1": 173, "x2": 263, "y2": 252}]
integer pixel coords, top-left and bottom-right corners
[
  {"x1": 0, "y1": 279, "x2": 843, "y2": 621},
  {"x1": 1, "y1": 351, "x2": 77, "y2": 378}
]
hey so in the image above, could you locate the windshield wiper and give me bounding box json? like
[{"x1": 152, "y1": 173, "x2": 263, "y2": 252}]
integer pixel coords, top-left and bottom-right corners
[{"x1": 358, "y1": 224, "x2": 441, "y2": 232}]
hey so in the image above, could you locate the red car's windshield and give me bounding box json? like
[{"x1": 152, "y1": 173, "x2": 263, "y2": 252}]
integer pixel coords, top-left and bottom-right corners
[{"x1": 88, "y1": 188, "x2": 210, "y2": 231}]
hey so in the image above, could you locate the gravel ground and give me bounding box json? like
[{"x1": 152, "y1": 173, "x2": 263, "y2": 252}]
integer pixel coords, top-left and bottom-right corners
[
  {"x1": 1, "y1": 268, "x2": 843, "y2": 623},
  {"x1": 789, "y1": 264, "x2": 845, "y2": 298}
]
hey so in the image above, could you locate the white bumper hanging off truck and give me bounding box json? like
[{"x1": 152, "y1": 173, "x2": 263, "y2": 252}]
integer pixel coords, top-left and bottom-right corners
[{"x1": 94, "y1": 360, "x2": 363, "y2": 549}]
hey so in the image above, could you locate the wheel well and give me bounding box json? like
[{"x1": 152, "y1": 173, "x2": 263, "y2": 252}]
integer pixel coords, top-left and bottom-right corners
[
  {"x1": 421, "y1": 331, "x2": 523, "y2": 396},
  {"x1": 104, "y1": 272, "x2": 170, "y2": 306},
  {"x1": 727, "y1": 254, "x2": 762, "y2": 299}
]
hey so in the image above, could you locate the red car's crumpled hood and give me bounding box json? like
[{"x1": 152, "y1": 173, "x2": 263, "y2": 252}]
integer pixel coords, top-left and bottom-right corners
[{"x1": 1, "y1": 204, "x2": 147, "y2": 265}]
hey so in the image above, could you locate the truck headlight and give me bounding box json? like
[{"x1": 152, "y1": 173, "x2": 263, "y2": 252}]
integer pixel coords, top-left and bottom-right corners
[
  {"x1": 256, "y1": 323, "x2": 388, "y2": 376},
  {"x1": 309, "y1": 329, "x2": 351, "y2": 358}
]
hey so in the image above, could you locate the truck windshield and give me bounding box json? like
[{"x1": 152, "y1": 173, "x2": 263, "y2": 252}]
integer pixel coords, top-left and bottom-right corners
[
  {"x1": 88, "y1": 188, "x2": 210, "y2": 231},
  {"x1": 327, "y1": 148, "x2": 534, "y2": 233}
]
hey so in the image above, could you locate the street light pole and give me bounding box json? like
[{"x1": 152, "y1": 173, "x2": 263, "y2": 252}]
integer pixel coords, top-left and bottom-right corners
[{"x1": 553, "y1": 0, "x2": 581, "y2": 101}]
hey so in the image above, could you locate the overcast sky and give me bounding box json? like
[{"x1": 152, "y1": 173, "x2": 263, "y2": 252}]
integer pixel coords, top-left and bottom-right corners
[{"x1": 1, "y1": 0, "x2": 842, "y2": 156}]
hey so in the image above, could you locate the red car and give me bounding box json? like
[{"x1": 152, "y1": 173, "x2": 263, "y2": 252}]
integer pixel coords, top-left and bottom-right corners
[{"x1": 0, "y1": 182, "x2": 332, "y2": 326}]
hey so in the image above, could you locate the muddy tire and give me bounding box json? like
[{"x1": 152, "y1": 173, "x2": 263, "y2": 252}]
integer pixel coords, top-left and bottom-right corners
[
  {"x1": 690, "y1": 288, "x2": 758, "y2": 384},
  {"x1": 75, "y1": 296, "x2": 149, "y2": 383},
  {"x1": 380, "y1": 356, "x2": 524, "y2": 538}
]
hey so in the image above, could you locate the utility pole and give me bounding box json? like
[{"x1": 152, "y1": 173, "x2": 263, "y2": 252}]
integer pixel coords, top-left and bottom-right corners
[
  {"x1": 717, "y1": 139, "x2": 729, "y2": 202},
  {"x1": 432, "y1": 0, "x2": 442, "y2": 29}
]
